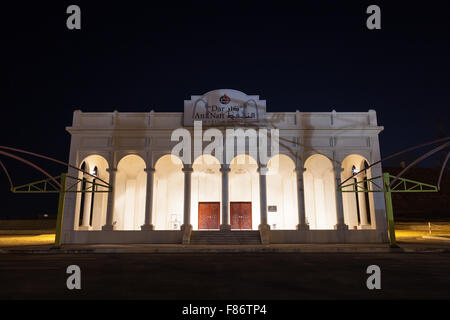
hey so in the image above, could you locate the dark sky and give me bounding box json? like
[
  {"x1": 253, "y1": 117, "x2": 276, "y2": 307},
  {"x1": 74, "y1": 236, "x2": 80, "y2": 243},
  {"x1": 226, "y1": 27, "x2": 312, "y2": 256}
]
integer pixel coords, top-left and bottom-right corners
[{"x1": 2, "y1": 1, "x2": 449, "y2": 218}]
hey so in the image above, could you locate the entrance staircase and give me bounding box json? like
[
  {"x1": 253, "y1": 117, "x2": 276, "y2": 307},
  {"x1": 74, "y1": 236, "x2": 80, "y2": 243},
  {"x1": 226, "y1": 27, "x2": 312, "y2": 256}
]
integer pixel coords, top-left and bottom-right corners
[{"x1": 190, "y1": 231, "x2": 261, "y2": 245}]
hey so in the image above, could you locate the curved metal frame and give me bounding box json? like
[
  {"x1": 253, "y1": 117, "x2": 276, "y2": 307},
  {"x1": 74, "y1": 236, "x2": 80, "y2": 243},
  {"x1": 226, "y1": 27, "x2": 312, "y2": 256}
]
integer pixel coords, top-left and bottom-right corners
[
  {"x1": 339, "y1": 137, "x2": 450, "y2": 188},
  {"x1": 0, "y1": 146, "x2": 110, "y2": 188}
]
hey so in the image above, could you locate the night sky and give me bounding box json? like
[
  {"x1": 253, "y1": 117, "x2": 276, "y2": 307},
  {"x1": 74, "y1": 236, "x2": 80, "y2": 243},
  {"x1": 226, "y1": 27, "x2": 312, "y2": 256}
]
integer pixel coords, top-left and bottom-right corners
[{"x1": 2, "y1": 1, "x2": 449, "y2": 219}]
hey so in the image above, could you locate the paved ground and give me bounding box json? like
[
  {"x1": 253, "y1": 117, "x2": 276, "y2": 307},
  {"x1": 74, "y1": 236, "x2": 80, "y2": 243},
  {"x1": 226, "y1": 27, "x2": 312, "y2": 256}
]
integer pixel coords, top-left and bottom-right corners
[
  {"x1": 0, "y1": 251, "x2": 449, "y2": 299},
  {"x1": 0, "y1": 222, "x2": 449, "y2": 300}
]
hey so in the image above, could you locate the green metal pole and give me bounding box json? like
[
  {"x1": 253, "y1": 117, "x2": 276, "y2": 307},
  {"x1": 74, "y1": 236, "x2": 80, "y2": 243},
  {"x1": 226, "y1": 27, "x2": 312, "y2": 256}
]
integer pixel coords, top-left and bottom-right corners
[
  {"x1": 54, "y1": 173, "x2": 67, "y2": 249},
  {"x1": 383, "y1": 172, "x2": 397, "y2": 247}
]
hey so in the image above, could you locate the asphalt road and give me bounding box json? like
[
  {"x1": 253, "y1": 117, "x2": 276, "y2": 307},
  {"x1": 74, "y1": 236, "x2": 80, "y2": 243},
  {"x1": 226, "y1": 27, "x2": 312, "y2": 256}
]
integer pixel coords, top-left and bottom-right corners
[{"x1": 0, "y1": 252, "x2": 449, "y2": 300}]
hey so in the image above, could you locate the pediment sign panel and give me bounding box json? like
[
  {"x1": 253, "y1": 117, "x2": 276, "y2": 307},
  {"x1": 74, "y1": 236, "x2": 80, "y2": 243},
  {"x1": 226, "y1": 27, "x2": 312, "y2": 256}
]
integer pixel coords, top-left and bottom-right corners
[{"x1": 184, "y1": 89, "x2": 266, "y2": 126}]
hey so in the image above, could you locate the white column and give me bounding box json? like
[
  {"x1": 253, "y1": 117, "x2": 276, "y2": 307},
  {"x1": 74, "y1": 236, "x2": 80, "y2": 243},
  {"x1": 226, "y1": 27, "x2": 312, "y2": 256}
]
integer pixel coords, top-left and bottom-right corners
[
  {"x1": 102, "y1": 168, "x2": 117, "y2": 231},
  {"x1": 258, "y1": 165, "x2": 269, "y2": 228},
  {"x1": 220, "y1": 164, "x2": 231, "y2": 231},
  {"x1": 141, "y1": 167, "x2": 155, "y2": 230},
  {"x1": 181, "y1": 165, "x2": 193, "y2": 230},
  {"x1": 181, "y1": 165, "x2": 193, "y2": 244},
  {"x1": 357, "y1": 175, "x2": 370, "y2": 227},
  {"x1": 258, "y1": 165, "x2": 270, "y2": 244},
  {"x1": 334, "y1": 166, "x2": 348, "y2": 230},
  {"x1": 295, "y1": 167, "x2": 309, "y2": 230},
  {"x1": 79, "y1": 175, "x2": 93, "y2": 230}
]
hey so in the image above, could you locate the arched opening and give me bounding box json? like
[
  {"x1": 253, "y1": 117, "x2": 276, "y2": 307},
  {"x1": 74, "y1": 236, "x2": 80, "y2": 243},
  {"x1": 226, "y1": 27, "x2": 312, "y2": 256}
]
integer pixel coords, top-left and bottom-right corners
[
  {"x1": 191, "y1": 155, "x2": 221, "y2": 230},
  {"x1": 153, "y1": 155, "x2": 184, "y2": 230},
  {"x1": 266, "y1": 154, "x2": 298, "y2": 230},
  {"x1": 341, "y1": 154, "x2": 375, "y2": 229},
  {"x1": 351, "y1": 165, "x2": 362, "y2": 225},
  {"x1": 229, "y1": 154, "x2": 260, "y2": 230},
  {"x1": 362, "y1": 161, "x2": 372, "y2": 225},
  {"x1": 76, "y1": 155, "x2": 109, "y2": 230},
  {"x1": 303, "y1": 154, "x2": 337, "y2": 229},
  {"x1": 115, "y1": 155, "x2": 147, "y2": 230}
]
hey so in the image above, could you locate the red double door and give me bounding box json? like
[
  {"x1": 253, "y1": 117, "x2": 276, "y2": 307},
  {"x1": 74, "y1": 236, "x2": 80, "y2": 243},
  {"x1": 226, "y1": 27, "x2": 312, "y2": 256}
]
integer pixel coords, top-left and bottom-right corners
[
  {"x1": 230, "y1": 202, "x2": 252, "y2": 230},
  {"x1": 198, "y1": 202, "x2": 220, "y2": 230},
  {"x1": 198, "y1": 202, "x2": 252, "y2": 230}
]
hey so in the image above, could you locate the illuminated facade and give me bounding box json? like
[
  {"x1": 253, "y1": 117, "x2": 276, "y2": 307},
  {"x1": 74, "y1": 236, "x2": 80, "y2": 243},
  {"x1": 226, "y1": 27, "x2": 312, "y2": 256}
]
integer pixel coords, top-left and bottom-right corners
[{"x1": 62, "y1": 89, "x2": 389, "y2": 244}]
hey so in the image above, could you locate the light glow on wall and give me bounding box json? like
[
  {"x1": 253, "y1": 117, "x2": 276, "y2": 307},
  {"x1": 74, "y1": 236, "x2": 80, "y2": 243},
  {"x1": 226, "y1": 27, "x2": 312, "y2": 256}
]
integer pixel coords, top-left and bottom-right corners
[
  {"x1": 304, "y1": 154, "x2": 337, "y2": 229},
  {"x1": 266, "y1": 155, "x2": 298, "y2": 230},
  {"x1": 341, "y1": 154, "x2": 375, "y2": 230},
  {"x1": 75, "y1": 155, "x2": 109, "y2": 230},
  {"x1": 153, "y1": 155, "x2": 184, "y2": 230},
  {"x1": 191, "y1": 155, "x2": 221, "y2": 230},
  {"x1": 115, "y1": 155, "x2": 146, "y2": 230},
  {"x1": 229, "y1": 154, "x2": 260, "y2": 230}
]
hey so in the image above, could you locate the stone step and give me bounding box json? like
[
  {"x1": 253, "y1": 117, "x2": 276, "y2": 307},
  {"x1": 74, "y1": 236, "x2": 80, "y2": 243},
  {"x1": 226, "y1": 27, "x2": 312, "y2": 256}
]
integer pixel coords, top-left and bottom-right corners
[
  {"x1": 191, "y1": 242, "x2": 261, "y2": 245},
  {"x1": 190, "y1": 231, "x2": 261, "y2": 245},
  {"x1": 192, "y1": 240, "x2": 259, "y2": 243},
  {"x1": 191, "y1": 234, "x2": 259, "y2": 238},
  {"x1": 191, "y1": 231, "x2": 258, "y2": 235}
]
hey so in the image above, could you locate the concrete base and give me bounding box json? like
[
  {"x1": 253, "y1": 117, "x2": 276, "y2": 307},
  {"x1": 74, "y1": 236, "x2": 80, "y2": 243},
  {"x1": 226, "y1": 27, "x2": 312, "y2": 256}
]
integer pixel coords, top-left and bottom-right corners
[
  {"x1": 63, "y1": 230, "x2": 183, "y2": 244},
  {"x1": 61, "y1": 228, "x2": 388, "y2": 245},
  {"x1": 220, "y1": 224, "x2": 232, "y2": 231},
  {"x1": 334, "y1": 223, "x2": 349, "y2": 231},
  {"x1": 181, "y1": 224, "x2": 193, "y2": 244},
  {"x1": 102, "y1": 225, "x2": 116, "y2": 231},
  {"x1": 258, "y1": 224, "x2": 271, "y2": 245},
  {"x1": 141, "y1": 224, "x2": 155, "y2": 231},
  {"x1": 270, "y1": 230, "x2": 386, "y2": 244},
  {"x1": 78, "y1": 226, "x2": 92, "y2": 231}
]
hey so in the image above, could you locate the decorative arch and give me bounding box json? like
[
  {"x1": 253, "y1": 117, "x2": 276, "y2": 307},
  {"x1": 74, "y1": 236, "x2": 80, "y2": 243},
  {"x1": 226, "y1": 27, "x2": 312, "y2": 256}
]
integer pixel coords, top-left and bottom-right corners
[
  {"x1": 153, "y1": 154, "x2": 184, "y2": 230},
  {"x1": 116, "y1": 152, "x2": 148, "y2": 169},
  {"x1": 341, "y1": 154, "x2": 375, "y2": 229},
  {"x1": 266, "y1": 154, "x2": 298, "y2": 230},
  {"x1": 273, "y1": 151, "x2": 298, "y2": 166},
  {"x1": 76, "y1": 155, "x2": 109, "y2": 231},
  {"x1": 303, "y1": 154, "x2": 337, "y2": 229},
  {"x1": 114, "y1": 155, "x2": 147, "y2": 230},
  {"x1": 153, "y1": 152, "x2": 182, "y2": 169}
]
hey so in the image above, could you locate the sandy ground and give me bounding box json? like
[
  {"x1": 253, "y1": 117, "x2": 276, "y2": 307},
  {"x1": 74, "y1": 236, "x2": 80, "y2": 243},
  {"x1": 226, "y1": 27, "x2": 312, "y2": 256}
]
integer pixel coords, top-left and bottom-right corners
[{"x1": 0, "y1": 234, "x2": 55, "y2": 246}]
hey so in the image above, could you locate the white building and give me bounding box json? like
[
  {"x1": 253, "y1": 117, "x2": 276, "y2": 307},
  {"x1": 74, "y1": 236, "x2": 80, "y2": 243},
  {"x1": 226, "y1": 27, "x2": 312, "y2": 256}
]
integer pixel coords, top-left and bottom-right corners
[{"x1": 61, "y1": 89, "x2": 389, "y2": 244}]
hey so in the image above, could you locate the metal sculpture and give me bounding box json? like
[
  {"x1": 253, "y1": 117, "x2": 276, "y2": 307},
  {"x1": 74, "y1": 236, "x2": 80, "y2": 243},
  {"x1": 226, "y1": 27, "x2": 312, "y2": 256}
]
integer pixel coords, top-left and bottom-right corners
[
  {"x1": 0, "y1": 146, "x2": 111, "y2": 248},
  {"x1": 337, "y1": 137, "x2": 449, "y2": 247}
]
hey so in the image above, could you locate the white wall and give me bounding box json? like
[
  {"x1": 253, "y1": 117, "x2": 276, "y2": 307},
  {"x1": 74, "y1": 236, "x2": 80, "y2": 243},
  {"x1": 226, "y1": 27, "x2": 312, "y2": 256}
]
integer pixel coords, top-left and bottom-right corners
[
  {"x1": 267, "y1": 155, "x2": 298, "y2": 230},
  {"x1": 304, "y1": 154, "x2": 337, "y2": 229},
  {"x1": 229, "y1": 155, "x2": 260, "y2": 230},
  {"x1": 191, "y1": 155, "x2": 221, "y2": 230},
  {"x1": 153, "y1": 155, "x2": 184, "y2": 230},
  {"x1": 114, "y1": 155, "x2": 147, "y2": 230}
]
